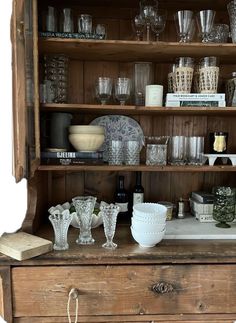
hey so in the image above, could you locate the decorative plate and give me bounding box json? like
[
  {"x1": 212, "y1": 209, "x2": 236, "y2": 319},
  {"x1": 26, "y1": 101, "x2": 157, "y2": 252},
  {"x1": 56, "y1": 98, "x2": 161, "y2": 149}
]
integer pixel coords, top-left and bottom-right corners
[{"x1": 90, "y1": 115, "x2": 144, "y2": 161}]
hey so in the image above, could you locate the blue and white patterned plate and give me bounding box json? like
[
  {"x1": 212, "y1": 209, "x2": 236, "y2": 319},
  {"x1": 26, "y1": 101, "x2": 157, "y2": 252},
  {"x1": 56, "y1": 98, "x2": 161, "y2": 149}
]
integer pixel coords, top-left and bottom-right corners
[{"x1": 90, "y1": 115, "x2": 144, "y2": 161}]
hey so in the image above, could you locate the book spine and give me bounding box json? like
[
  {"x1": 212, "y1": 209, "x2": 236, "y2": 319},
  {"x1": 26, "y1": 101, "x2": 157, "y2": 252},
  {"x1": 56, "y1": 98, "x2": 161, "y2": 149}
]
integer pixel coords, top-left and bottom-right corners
[
  {"x1": 41, "y1": 151, "x2": 103, "y2": 159},
  {"x1": 190, "y1": 199, "x2": 213, "y2": 214},
  {"x1": 166, "y1": 101, "x2": 226, "y2": 107},
  {"x1": 166, "y1": 93, "x2": 225, "y2": 100},
  {"x1": 41, "y1": 158, "x2": 104, "y2": 165}
]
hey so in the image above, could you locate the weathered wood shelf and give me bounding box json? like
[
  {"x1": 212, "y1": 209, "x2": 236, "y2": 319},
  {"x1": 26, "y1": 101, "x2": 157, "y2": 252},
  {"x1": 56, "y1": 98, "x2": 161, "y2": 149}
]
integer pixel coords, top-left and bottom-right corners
[
  {"x1": 39, "y1": 39, "x2": 236, "y2": 63},
  {"x1": 38, "y1": 164, "x2": 236, "y2": 172},
  {"x1": 41, "y1": 103, "x2": 236, "y2": 115}
]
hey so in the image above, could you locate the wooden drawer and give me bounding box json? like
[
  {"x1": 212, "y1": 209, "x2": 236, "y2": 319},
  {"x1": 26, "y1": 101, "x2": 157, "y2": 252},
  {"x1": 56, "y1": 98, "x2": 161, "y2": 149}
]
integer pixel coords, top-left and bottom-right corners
[{"x1": 12, "y1": 265, "x2": 236, "y2": 317}]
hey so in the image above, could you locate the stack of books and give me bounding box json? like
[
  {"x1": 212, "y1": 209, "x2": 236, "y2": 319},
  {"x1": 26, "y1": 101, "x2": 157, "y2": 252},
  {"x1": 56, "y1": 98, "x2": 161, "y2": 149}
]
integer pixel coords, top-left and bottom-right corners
[
  {"x1": 166, "y1": 93, "x2": 226, "y2": 107},
  {"x1": 190, "y1": 191, "x2": 215, "y2": 222},
  {"x1": 41, "y1": 151, "x2": 104, "y2": 165}
]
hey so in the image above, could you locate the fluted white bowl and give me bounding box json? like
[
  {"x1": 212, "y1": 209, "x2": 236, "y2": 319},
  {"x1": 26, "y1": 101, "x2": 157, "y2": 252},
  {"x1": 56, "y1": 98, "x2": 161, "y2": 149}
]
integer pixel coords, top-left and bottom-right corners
[
  {"x1": 131, "y1": 217, "x2": 166, "y2": 232},
  {"x1": 132, "y1": 211, "x2": 167, "y2": 224},
  {"x1": 131, "y1": 226, "x2": 166, "y2": 248},
  {"x1": 133, "y1": 203, "x2": 167, "y2": 220}
]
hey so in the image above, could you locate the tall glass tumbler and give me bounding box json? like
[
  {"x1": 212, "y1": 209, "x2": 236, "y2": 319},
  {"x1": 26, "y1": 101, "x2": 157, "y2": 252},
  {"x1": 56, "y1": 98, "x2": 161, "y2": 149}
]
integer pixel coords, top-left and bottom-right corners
[
  {"x1": 134, "y1": 62, "x2": 153, "y2": 105},
  {"x1": 78, "y1": 14, "x2": 92, "y2": 34},
  {"x1": 186, "y1": 136, "x2": 204, "y2": 165},
  {"x1": 46, "y1": 6, "x2": 57, "y2": 32},
  {"x1": 228, "y1": 1, "x2": 236, "y2": 43},
  {"x1": 108, "y1": 140, "x2": 123, "y2": 165},
  {"x1": 115, "y1": 77, "x2": 131, "y2": 105},
  {"x1": 124, "y1": 140, "x2": 140, "y2": 165},
  {"x1": 61, "y1": 8, "x2": 74, "y2": 33},
  {"x1": 72, "y1": 196, "x2": 97, "y2": 245},
  {"x1": 199, "y1": 56, "x2": 219, "y2": 93},
  {"x1": 173, "y1": 57, "x2": 194, "y2": 94},
  {"x1": 169, "y1": 136, "x2": 187, "y2": 165}
]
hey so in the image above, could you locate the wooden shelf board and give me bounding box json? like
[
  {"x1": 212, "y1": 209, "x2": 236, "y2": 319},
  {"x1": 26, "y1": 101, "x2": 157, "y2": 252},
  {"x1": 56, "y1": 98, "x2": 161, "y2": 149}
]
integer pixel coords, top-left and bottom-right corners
[
  {"x1": 41, "y1": 104, "x2": 236, "y2": 115},
  {"x1": 38, "y1": 165, "x2": 236, "y2": 172},
  {"x1": 39, "y1": 39, "x2": 236, "y2": 63}
]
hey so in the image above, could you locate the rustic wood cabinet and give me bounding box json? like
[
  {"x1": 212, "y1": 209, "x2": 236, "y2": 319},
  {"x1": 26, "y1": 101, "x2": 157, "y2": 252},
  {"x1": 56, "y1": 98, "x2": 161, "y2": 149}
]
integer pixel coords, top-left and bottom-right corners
[{"x1": 2, "y1": 0, "x2": 236, "y2": 321}]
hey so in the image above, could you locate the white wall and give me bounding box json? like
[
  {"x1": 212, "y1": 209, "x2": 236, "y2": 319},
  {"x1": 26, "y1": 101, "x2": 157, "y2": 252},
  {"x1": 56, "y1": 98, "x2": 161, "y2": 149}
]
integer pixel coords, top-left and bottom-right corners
[{"x1": 0, "y1": 1, "x2": 27, "y2": 236}]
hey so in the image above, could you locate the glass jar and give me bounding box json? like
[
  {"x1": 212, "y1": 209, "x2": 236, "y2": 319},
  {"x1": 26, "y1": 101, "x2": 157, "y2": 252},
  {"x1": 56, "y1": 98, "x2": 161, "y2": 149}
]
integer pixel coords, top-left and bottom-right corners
[{"x1": 213, "y1": 186, "x2": 235, "y2": 228}]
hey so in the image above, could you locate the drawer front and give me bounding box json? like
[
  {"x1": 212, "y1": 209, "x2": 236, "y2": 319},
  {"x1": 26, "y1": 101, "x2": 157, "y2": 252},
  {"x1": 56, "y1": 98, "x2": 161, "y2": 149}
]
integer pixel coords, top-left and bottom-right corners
[{"x1": 12, "y1": 265, "x2": 236, "y2": 317}]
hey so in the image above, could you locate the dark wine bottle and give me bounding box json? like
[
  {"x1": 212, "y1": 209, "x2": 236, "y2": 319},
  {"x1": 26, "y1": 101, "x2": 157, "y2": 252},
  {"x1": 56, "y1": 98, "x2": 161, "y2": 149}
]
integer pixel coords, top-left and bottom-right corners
[
  {"x1": 133, "y1": 171, "x2": 144, "y2": 206},
  {"x1": 114, "y1": 175, "x2": 129, "y2": 217}
]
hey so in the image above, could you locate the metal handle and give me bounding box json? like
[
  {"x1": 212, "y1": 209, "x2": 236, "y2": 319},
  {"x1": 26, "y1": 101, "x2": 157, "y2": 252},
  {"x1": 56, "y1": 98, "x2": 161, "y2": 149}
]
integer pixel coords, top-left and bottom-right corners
[{"x1": 152, "y1": 281, "x2": 174, "y2": 294}]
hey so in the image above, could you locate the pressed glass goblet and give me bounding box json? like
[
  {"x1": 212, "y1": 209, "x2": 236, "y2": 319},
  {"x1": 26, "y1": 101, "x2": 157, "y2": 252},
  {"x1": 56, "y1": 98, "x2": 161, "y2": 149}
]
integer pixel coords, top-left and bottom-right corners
[
  {"x1": 141, "y1": 5, "x2": 156, "y2": 41},
  {"x1": 133, "y1": 14, "x2": 145, "y2": 40},
  {"x1": 150, "y1": 10, "x2": 167, "y2": 41},
  {"x1": 72, "y1": 196, "x2": 97, "y2": 244},
  {"x1": 196, "y1": 10, "x2": 215, "y2": 43},
  {"x1": 115, "y1": 77, "x2": 131, "y2": 105},
  {"x1": 95, "y1": 77, "x2": 112, "y2": 105},
  {"x1": 174, "y1": 10, "x2": 194, "y2": 43},
  {"x1": 99, "y1": 203, "x2": 120, "y2": 249},
  {"x1": 49, "y1": 210, "x2": 72, "y2": 250}
]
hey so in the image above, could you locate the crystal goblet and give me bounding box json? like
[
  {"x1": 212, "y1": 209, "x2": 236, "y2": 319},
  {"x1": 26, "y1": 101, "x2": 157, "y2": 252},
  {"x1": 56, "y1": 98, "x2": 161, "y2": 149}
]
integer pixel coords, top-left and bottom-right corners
[
  {"x1": 133, "y1": 14, "x2": 145, "y2": 40},
  {"x1": 196, "y1": 10, "x2": 215, "y2": 43},
  {"x1": 49, "y1": 210, "x2": 72, "y2": 250},
  {"x1": 115, "y1": 77, "x2": 131, "y2": 105},
  {"x1": 95, "y1": 77, "x2": 112, "y2": 105},
  {"x1": 150, "y1": 9, "x2": 167, "y2": 41},
  {"x1": 72, "y1": 196, "x2": 97, "y2": 245},
  {"x1": 174, "y1": 10, "x2": 194, "y2": 43},
  {"x1": 99, "y1": 203, "x2": 120, "y2": 249},
  {"x1": 141, "y1": 5, "x2": 156, "y2": 41}
]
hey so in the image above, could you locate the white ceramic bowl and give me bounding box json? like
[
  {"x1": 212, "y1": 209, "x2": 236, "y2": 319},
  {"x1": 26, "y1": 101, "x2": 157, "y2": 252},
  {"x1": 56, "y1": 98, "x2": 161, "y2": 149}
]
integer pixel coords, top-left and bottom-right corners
[
  {"x1": 130, "y1": 226, "x2": 166, "y2": 248},
  {"x1": 69, "y1": 125, "x2": 105, "y2": 135},
  {"x1": 131, "y1": 217, "x2": 166, "y2": 232},
  {"x1": 133, "y1": 203, "x2": 167, "y2": 219},
  {"x1": 132, "y1": 211, "x2": 167, "y2": 224},
  {"x1": 69, "y1": 133, "x2": 105, "y2": 152}
]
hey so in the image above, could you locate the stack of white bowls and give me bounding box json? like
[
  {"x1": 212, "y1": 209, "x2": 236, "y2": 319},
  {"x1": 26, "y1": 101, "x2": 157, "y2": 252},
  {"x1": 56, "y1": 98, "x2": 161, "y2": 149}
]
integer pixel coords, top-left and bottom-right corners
[{"x1": 131, "y1": 203, "x2": 167, "y2": 248}]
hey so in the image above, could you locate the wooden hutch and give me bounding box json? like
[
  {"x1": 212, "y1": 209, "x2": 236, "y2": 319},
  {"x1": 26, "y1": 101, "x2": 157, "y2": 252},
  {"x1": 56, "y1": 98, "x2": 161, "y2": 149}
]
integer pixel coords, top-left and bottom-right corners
[{"x1": 1, "y1": 0, "x2": 236, "y2": 321}]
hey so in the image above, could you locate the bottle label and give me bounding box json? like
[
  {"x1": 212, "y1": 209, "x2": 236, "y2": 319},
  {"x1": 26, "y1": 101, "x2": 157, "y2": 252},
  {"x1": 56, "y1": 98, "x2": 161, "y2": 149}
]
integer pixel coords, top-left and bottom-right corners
[
  {"x1": 115, "y1": 202, "x2": 128, "y2": 213},
  {"x1": 133, "y1": 193, "x2": 144, "y2": 205}
]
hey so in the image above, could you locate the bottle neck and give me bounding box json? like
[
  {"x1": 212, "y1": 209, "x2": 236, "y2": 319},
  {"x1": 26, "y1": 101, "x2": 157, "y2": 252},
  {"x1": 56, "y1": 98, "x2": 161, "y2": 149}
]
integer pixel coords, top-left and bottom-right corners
[
  {"x1": 135, "y1": 172, "x2": 142, "y2": 186},
  {"x1": 118, "y1": 176, "x2": 125, "y2": 190}
]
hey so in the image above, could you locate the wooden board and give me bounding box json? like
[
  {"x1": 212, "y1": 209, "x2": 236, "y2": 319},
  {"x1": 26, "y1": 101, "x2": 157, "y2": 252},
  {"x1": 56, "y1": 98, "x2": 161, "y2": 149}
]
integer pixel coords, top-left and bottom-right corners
[{"x1": 0, "y1": 232, "x2": 52, "y2": 261}]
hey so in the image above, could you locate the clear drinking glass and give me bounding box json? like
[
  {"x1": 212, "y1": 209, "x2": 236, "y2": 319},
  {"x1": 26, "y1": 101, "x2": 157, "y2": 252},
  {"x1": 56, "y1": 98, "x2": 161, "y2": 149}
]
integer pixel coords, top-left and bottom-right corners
[
  {"x1": 207, "y1": 24, "x2": 229, "y2": 43},
  {"x1": 227, "y1": 1, "x2": 236, "y2": 43},
  {"x1": 133, "y1": 14, "x2": 145, "y2": 40},
  {"x1": 134, "y1": 62, "x2": 153, "y2": 105},
  {"x1": 173, "y1": 57, "x2": 194, "y2": 94},
  {"x1": 186, "y1": 136, "x2": 204, "y2": 165},
  {"x1": 169, "y1": 136, "x2": 187, "y2": 165},
  {"x1": 186, "y1": 19, "x2": 196, "y2": 42},
  {"x1": 115, "y1": 77, "x2": 131, "y2": 105},
  {"x1": 72, "y1": 196, "x2": 97, "y2": 245},
  {"x1": 95, "y1": 24, "x2": 107, "y2": 39},
  {"x1": 146, "y1": 144, "x2": 167, "y2": 165},
  {"x1": 108, "y1": 140, "x2": 123, "y2": 165},
  {"x1": 174, "y1": 10, "x2": 194, "y2": 43},
  {"x1": 196, "y1": 10, "x2": 215, "y2": 43},
  {"x1": 46, "y1": 6, "x2": 57, "y2": 32},
  {"x1": 78, "y1": 14, "x2": 92, "y2": 34},
  {"x1": 150, "y1": 10, "x2": 167, "y2": 41},
  {"x1": 124, "y1": 140, "x2": 140, "y2": 165},
  {"x1": 61, "y1": 8, "x2": 74, "y2": 33},
  {"x1": 199, "y1": 56, "x2": 219, "y2": 93},
  {"x1": 99, "y1": 203, "x2": 120, "y2": 249},
  {"x1": 95, "y1": 77, "x2": 112, "y2": 105},
  {"x1": 49, "y1": 210, "x2": 72, "y2": 250}
]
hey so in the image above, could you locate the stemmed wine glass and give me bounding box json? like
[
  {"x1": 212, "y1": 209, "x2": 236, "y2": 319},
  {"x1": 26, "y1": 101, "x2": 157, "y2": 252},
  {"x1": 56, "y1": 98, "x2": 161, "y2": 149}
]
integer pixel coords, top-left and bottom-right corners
[
  {"x1": 196, "y1": 10, "x2": 216, "y2": 43},
  {"x1": 133, "y1": 14, "x2": 145, "y2": 40},
  {"x1": 115, "y1": 77, "x2": 131, "y2": 105},
  {"x1": 174, "y1": 10, "x2": 193, "y2": 43},
  {"x1": 150, "y1": 9, "x2": 167, "y2": 41},
  {"x1": 141, "y1": 5, "x2": 156, "y2": 41},
  {"x1": 95, "y1": 77, "x2": 112, "y2": 105}
]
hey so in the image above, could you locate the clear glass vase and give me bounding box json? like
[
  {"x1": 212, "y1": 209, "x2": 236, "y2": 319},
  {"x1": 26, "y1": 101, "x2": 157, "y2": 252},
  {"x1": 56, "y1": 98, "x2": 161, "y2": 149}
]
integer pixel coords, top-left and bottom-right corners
[
  {"x1": 72, "y1": 196, "x2": 97, "y2": 244},
  {"x1": 49, "y1": 210, "x2": 72, "y2": 250},
  {"x1": 99, "y1": 203, "x2": 120, "y2": 249}
]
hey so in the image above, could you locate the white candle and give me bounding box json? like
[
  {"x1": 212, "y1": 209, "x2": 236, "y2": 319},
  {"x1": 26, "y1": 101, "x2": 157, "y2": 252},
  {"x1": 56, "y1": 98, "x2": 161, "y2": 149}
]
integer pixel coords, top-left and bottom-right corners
[{"x1": 145, "y1": 85, "x2": 163, "y2": 106}]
